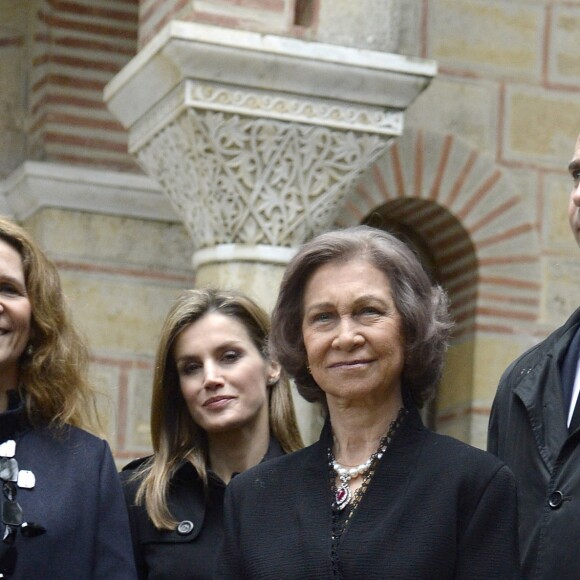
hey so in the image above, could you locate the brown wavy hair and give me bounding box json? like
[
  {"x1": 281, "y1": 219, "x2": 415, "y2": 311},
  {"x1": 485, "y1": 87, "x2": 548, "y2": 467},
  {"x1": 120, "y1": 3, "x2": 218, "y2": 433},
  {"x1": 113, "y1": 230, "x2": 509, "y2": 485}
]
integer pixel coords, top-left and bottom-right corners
[
  {"x1": 135, "y1": 288, "x2": 304, "y2": 529},
  {"x1": 0, "y1": 216, "x2": 100, "y2": 432},
  {"x1": 270, "y1": 226, "x2": 453, "y2": 410}
]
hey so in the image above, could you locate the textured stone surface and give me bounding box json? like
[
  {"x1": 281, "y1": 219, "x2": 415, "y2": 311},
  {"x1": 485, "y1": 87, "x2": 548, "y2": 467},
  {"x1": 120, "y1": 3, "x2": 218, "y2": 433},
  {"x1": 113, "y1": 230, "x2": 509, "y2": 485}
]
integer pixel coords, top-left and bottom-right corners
[
  {"x1": 20, "y1": 209, "x2": 194, "y2": 455},
  {"x1": 504, "y1": 85, "x2": 580, "y2": 167},
  {"x1": 26, "y1": 209, "x2": 192, "y2": 270},
  {"x1": 439, "y1": 339, "x2": 475, "y2": 410},
  {"x1": 125, "y1": 365, "x2": 155, "y2": 452},
  {"x1": 544, "y1": 258, "x2": 580, "y2": 326},
  {"x1": 90, "y1": 363, "x2": 124, "y2": 442},
  {"x1": 406, "y1": 77, "x2": 499, "y2": 153},
  {"x1": 398, "y1": 0, "x2": 423, "y2": 57},
  {"x1": 472, "y1": 335, "x2": 535, "y2": 399},
  {"x1": 60, "y1": 272, "x2": 183, "y2": 355},
  {"x1": 543, "y1": 171, "x2": 575, "y2": 250},
  {"x1": 195, "y1": 261, "x2": 286, "y2": 313},
  {"x1": 437, "y1": 411, "x2": 490, "y2": 451},
  {"x1": 0, "y1": 0, "x2": 27, "y2": 177},
  {"x1": 549, "y1": 6, "x2": 580, "y2": 87},
  {"x1": 316, "y1": 0, "x2": 400, "y2": 52},
  {"x1": 428, "y1": 0, "x2": 543, "y2": 81}
]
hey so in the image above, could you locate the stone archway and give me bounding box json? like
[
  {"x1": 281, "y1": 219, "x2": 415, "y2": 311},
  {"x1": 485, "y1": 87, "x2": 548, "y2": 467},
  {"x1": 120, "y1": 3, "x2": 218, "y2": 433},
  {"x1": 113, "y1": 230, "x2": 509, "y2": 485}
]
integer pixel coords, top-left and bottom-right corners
[{"x1": 335, "y1": 128, "x2": 541, "y2": 447}]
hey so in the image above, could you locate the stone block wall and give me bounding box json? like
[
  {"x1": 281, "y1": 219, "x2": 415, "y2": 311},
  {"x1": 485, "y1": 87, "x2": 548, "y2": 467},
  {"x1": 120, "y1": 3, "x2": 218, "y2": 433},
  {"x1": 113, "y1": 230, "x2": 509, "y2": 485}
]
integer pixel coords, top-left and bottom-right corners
[
  {"x1": 138, "y1": 0, "x2": 404, "y2": 51},
  {"x1": 23, "y1": 208, "x2": 194, "y2": 461},
  {"x1": 138, "y1": 0, "x2": 295, "y2": 48},
  {"x1": 0, "y1": 1, "x2": 29, "y2": 177},
  {"x1": 3, "y1": 0, "x2": 580, "y2": 453},
  {"x1": 408, "y1": 0, "x2": 580, "y2": 329},
  {"x1": 399, "y1": 0, "x2": 580, "y2": 445}
]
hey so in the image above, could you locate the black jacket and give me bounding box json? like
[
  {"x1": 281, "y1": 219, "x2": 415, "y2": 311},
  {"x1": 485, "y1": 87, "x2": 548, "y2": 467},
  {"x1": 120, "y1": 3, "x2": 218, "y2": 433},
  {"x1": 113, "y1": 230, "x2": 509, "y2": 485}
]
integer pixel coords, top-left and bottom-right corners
[
  {"x1": 121, "y1": 438, "x2": 285, "y2": 580},
  {"x1": 216, "y1": 406, "x2": 520, "y2": 579},
  {"x1": 488, "y1": 307, "x2": 580, "y2": 579},
  {"x1": 0, "y1": 393, "x2": 137, "y2": 579}
]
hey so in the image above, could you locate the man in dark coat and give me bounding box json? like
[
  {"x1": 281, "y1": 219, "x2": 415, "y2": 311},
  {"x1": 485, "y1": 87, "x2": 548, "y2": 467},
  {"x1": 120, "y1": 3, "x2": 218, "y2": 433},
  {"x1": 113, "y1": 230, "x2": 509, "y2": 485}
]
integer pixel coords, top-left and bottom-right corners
[{"x1": 488, "y1": 132, "x2": 580, "y2": 580}]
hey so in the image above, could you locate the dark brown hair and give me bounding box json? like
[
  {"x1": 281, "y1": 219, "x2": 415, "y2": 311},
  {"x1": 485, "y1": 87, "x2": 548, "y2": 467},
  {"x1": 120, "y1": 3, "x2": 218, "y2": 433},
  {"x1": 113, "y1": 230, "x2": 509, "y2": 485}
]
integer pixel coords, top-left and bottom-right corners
[{"x1": 270, "y1": 226, "x2": 452, "y2": 409}]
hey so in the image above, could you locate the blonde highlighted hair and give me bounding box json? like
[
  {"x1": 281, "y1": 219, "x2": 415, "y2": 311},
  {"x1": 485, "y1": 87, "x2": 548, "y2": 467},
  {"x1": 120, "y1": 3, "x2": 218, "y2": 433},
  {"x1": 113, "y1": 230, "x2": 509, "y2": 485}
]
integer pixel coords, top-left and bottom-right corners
[{"x1": 135, "y1": 288, "x2": 303, "y2": 530}]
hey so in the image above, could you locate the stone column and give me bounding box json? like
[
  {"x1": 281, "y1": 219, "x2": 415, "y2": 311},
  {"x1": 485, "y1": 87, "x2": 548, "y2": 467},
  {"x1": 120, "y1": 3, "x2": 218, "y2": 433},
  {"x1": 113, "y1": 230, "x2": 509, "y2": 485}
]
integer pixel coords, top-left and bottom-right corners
[
  {"x1": 105, "y1": 21, "x2": 435, "y2": 301},
  {"x1": 132, "y1": 85, "x2": 399, "y2": 308},
  {"x1": 104, "y1": 21, "x2": 436, "y2": 440}
]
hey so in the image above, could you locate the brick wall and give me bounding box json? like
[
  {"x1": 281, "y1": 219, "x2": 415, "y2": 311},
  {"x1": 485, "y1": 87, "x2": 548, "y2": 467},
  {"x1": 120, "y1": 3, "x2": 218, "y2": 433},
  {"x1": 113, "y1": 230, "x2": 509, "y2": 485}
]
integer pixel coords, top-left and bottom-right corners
[
  {"x1": 0, "y1": 1, "x2": 29, "y2": 177},
  {"x1": 405, "y1": 0, "x2": 580, "y2": 332},
  {"x1": 29, "y1": 0, "x2": 139, "y2": 171},
  {"x1": 138, "y1": 0, "x2": 314, "y2": 49}
]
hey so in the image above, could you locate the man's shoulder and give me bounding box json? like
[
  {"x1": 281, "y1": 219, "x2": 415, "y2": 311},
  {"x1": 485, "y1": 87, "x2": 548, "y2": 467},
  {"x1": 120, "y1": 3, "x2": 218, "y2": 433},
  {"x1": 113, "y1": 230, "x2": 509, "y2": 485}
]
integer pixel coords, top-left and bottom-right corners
[{"x1": 500, "y1": 307, "x2": 580, "y2": 383}]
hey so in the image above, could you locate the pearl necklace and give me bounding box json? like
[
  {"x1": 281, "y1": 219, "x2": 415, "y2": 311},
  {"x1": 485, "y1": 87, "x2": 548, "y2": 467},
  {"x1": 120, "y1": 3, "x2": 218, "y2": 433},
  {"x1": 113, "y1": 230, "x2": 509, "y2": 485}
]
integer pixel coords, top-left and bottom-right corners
[
  {"x1": 332, "y1": 458, "x2": 373, "y2": 480},
  {"x1": 332, "y1": 451, "x2": 385, "y2": 511},
  {"x1": 330, "y1": 407, "x2": 407, "y2": 511}
]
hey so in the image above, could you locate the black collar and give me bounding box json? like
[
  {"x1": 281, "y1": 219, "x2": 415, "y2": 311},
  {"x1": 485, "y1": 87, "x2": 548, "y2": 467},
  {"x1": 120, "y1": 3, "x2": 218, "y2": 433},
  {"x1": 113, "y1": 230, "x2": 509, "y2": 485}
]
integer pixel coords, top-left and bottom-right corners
[{"x1": 0, "y1": 391, "x2": 28, "y2": 442}]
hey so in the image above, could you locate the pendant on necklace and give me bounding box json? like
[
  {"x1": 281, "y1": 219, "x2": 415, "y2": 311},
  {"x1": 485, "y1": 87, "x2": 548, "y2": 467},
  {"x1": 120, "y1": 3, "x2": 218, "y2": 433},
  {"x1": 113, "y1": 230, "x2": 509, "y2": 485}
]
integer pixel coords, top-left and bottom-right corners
[{"x1": 335, "y1": 481, "x2": 351, "y2": 510}]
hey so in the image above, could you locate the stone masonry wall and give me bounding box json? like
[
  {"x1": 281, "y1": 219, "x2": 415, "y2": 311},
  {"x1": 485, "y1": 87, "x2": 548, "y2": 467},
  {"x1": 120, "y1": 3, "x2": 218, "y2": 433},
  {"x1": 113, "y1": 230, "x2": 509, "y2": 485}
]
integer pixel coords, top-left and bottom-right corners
[
  {"x1": 28, "y1": 0, "x2": 139, "y2": 171},
  {"x1": 0, "y1": 1, "x2": 30, "y2": 177},
  {"x1": 4, "y1": 0, "x2": 580, "y2": 453},
  {"x1": 401, "y1": 0, "x2": 580, "y2": 443},
  {"x1": 138, "y1": 0, "x2": 295, "y2": 49},
  {"x1": 23, "y1": 208, "x2": 194, "y2": 461}
]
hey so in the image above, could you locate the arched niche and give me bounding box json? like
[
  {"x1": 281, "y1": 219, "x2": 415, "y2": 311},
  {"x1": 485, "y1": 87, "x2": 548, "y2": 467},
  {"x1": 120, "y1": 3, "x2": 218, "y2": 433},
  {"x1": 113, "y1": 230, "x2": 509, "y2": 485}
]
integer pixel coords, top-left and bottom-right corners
[{"x1": 335, "y1": 128, "x2": 541, "y2": 447}]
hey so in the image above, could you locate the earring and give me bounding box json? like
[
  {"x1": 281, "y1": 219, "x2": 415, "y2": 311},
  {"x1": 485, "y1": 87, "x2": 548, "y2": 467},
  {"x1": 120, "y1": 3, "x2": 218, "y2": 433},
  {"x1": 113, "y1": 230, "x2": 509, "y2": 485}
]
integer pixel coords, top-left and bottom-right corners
[
  {"x1": 306, "y1": 364, "x2": 311, "y2": 374},
  {"x1": 267, "y1": 377, "x2": 277, "y2": 386},
  {"x1": 25, "y1": 344, "x2": 34, "y2": 357}
]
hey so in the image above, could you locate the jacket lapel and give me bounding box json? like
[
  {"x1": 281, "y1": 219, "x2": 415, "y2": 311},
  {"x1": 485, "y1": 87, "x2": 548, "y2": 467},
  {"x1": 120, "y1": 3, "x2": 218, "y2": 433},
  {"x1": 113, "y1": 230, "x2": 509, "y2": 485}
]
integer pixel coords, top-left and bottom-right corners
[
  {"x1": 294, "y1": 428, "x2": 335, "y2": 575},
  {"x1": 335, "y1": 408, "x2": 420, "y2": 534},
  {"x1": 514, "y1": 338, "x2": 571, "y2": 469}
]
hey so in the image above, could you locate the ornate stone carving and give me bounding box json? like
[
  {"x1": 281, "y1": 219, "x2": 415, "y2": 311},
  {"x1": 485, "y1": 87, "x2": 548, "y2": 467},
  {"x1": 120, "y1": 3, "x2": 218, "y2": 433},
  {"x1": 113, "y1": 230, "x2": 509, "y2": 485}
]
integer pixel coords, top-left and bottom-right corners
[
  {"x1": 184, "y1": 83, "x2": 403, "y2": 135},
  {"x1": 106, "y1": 22, "x2": 436, "y2": 255},
  {"x1": 135, "y1": 108, "x2": 389, "y2": 250}
]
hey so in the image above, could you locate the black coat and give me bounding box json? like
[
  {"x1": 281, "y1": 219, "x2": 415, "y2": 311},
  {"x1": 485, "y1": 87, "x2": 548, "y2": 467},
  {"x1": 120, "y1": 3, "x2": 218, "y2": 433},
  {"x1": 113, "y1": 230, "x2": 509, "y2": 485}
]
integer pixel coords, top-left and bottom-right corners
[
  {"x1": 121, "y1": 438, "x2": 285, "y2": 580},
  {"x1": 0, "y1": 394, "x2": 137, "y2": 579},
  {"x1": 215, "y1": 406, "x2": 520, "y2": 579},
  {"x1": 488, "y1": 307, "x2": 580, "y2": 580}
]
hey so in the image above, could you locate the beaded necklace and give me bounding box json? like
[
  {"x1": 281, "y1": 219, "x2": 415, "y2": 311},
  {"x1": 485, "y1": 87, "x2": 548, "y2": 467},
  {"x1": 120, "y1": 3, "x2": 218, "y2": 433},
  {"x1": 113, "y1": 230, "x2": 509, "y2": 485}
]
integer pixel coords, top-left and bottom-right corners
[{"x1": 328, "y1": 407, "x2": 408, "y2": 578}]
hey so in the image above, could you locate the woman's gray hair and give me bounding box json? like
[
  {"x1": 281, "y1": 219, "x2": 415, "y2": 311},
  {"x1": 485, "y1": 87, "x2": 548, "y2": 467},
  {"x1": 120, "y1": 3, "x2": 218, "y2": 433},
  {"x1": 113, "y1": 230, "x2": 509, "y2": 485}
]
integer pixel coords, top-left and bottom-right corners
[{"x1": 270, "y1": 226, "x2": 453, "y2": 409}]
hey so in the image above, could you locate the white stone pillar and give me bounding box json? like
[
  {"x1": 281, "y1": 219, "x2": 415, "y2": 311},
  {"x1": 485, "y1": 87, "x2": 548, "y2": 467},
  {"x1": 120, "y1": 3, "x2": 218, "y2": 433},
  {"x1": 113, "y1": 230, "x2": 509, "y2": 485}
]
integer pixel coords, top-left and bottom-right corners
[
  {"x1": 104, "y1": 21, "x2": 436, "y2": 441},
  {"x1": 105, "y1": 22, "x2": 436, "y2": 278}
]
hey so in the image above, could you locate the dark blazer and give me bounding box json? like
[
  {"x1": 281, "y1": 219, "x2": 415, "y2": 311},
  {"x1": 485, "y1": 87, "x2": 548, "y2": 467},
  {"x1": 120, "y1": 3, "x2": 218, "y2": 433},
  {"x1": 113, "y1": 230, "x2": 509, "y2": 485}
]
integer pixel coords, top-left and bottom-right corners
[
  {"x1": 0, "y1": 394, "x2": 137, "y2": 579},
  {"x1": 122, "y1": 438, "x2": 285, "y2": 580},
  {"x1": 488, "y1": 307, "x2": 580, "y2": 579},
  {"x1": 215, "y1": 407, "x2": 520, "y2": 579}
]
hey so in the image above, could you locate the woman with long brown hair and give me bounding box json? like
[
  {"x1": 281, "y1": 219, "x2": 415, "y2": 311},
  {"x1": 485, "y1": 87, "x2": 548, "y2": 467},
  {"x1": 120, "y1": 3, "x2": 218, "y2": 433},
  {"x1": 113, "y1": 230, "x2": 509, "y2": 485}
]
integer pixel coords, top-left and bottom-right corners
[
  {"x1": 0, "y1": 216, "x2": 136, "y2": 578},
  {"x1": 122, "y1": 288, "x2": 303, "y2": 579}
]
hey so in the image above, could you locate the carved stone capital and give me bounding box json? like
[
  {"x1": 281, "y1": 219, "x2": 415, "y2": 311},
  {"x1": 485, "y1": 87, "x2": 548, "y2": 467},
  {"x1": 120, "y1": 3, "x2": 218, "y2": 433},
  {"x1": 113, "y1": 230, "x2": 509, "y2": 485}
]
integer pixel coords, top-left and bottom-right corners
[
  {"x1": 105, "y1": 21, "x2": 436, "y2": 256},
  {"x1": 135, "y1": 107, "x2": 388, "y2": 249}
]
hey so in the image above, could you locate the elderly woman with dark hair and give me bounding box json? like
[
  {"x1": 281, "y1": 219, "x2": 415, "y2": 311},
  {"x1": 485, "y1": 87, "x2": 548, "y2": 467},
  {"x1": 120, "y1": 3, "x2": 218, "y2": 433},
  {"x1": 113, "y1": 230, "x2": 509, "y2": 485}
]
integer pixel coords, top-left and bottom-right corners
[{"x1": 215, "y1": 225, "x2": 520, "y2": 579}]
